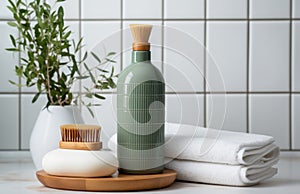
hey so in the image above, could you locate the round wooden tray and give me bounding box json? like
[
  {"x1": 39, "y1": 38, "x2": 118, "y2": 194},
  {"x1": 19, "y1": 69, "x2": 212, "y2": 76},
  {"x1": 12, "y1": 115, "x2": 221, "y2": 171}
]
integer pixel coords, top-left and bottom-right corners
[{"x1": 36, "y1": 169, "x2": 177, "y2": 192}]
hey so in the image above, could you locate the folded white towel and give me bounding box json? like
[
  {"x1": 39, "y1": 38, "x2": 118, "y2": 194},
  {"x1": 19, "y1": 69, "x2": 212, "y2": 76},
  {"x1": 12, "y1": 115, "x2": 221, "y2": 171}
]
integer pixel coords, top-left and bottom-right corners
[
  {"x1": 164, "y1": 123, "x2": 279, "y2": 165},
  {"x1": 109, "y1": 123, "x2": 280, "y2": 165},
  {"x1": 165, "y1": 159, "x2": 278, "y2": 186},
  {"x1": 108, "y1": 124, "x2": 279, "y2": 186}
]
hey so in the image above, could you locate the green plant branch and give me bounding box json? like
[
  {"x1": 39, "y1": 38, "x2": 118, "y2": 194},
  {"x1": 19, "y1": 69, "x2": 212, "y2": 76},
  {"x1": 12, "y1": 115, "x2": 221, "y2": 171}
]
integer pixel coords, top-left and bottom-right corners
[{"x1": 6, "y1": 0, "x2": 118, "y2": 115}]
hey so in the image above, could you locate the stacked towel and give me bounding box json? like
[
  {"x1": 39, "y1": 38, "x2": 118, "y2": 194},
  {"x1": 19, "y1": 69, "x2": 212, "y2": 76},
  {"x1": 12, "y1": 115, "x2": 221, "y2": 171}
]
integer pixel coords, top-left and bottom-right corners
[{"x1": 108, "y1": 123, "x2": 280, "y2": 186}]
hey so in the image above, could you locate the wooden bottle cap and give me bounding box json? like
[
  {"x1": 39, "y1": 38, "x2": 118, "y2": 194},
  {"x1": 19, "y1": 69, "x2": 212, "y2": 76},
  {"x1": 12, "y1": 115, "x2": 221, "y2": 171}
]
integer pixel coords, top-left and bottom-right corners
[{"x1": 132, "y1": 43, "x2": 150, "y2": 51}]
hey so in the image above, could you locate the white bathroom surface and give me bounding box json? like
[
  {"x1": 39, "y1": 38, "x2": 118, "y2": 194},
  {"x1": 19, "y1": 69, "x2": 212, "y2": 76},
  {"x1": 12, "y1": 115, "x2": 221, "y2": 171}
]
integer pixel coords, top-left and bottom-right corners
[{"x1": 0, "y1": 151, "x2": 299, "y2": 194}]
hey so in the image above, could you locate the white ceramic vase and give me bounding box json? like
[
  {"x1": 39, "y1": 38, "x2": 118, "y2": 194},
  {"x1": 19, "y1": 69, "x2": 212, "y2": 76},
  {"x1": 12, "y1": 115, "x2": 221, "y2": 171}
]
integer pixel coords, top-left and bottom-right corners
[{"x1": 30, "y1": 105, "x2": 84, "y2": 170}]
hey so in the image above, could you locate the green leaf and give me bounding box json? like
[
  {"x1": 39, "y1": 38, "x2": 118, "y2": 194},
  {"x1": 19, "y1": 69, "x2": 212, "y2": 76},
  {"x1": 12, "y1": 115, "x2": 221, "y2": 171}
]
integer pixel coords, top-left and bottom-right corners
[
  {"x1": 32, "y1": 92, "x2": 41, "y2": 103},
  {"x1": 37, "y1": 80, "x2": 42, "y2": 92},
  {"x1": 7, "y1": 21, "x2": 18, "y2": 27},
  {"x1": 70, "y1": 55, "x2": 78, "y2": 77},
  {"x1": 83, "y1": 63, "x2": 96, "y2": 84},
  {"x1": 6, "y1": 48, "x2": 20, "y2": 52},
  {"x1": 67, "y1": 93, "x2": 73, "y2": 103},
  {"x1": 63, "y1": 31, "x2": 71, "y2": 39},
  {"x1": 83, "y1": 86, "x2": 91, "y2": 92},
  {"x1": 61, "y1": 72, "x2": 67, "y2": 81},
  {"x1": 96, "y1": 68, "x2": 109, "y2": 73},
  {"x1": 61, "y1": 52, "x2": 70, "y2": 56},
  {"x1": 107, "y1": 52, "x2": 116, "y2": 57},
  {"x1": 91, "y1": 52, "x2": 101, "y2": 63},
  {"x1": 85, "y1": 93, "x2": 93, "y2": 98},
  {"x1": 82, "y1": 51, "x2": 88, "y2": 61},
  {"x1": 44, "y1": 101, "x2": 51, "y2": 110},
  {"x1": 86, "y1": 106, "x2": 94, "y2": 118},
  {"x1": 75, "y1": 37, "x2": 83, "y2": 53},
  {"x1": 107, "y1": 78, "x2": 116, "y2": 88},
  {"x1": 105, "y1": 58, "x2": 116, "y2": 63},
  {"x1": 91, "y1": 103, "x2": 101, "y2": 106},
  {"x1": 15, "y1": 66, "x2": 23, "y2": 77},
  {"x1": 9, "y1": 80, "x2": 18, "y2": 86},
  {"x1": 9, "y1": 35, "x2": 16, "y2": 47},
  {"x1": 75, "y1": 75, "x2": 89, "y2": 79},
  {"x1": 94, "y1": 93, "x2": 106, "y2": 100},
  {"x1": 7, "y1": 0, "x2": 17, "y2": 10},
  {"x1": 110, "y1": 66, "x2": 114, "y2": 77},
  {"x1": 58, "y1": 6, "x2": 64, "y2": 20}
]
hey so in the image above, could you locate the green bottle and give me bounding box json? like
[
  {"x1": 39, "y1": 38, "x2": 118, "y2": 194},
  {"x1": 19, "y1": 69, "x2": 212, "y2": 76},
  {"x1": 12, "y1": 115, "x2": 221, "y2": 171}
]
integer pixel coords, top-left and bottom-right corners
[{"x1": 117, "y1": 24, "x2": 165, "y2": 174}]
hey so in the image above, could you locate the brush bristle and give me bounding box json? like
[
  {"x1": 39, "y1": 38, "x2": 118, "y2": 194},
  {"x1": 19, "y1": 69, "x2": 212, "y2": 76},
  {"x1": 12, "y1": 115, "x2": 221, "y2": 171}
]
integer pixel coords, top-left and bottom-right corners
[
  {"x1": 130, "y1": 24, "x2": 152, "y2": 44},
  {"x1": 60, "y1": 124, "x2": 101, "y2": 142}
]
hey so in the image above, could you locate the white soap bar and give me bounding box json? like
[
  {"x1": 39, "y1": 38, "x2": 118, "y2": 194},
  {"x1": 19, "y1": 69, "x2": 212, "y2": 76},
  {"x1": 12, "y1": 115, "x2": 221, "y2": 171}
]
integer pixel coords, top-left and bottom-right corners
[{"x1": 42, "y1": 149, "x2": 118, "y2": 177}]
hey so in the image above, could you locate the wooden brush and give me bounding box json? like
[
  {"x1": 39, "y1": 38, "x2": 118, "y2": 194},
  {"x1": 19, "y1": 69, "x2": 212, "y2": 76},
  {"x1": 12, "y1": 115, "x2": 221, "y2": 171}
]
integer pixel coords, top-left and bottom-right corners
[
  {"x1": 59, "y1": 124, "x2": 102, "y2": 151},
  {"x1": 130, "y1": 24, "x2": 153, "y2": 51}
]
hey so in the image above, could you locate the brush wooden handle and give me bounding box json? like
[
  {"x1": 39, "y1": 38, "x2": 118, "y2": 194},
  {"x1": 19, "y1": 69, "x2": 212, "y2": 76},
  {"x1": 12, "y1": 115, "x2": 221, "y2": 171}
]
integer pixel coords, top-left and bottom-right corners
[
  {"x1": 60, "y1": 124, "x2": 101, "y2": 130},
  {"x1": 59, "y1": 141, "x2": 102, "y2": 151}
]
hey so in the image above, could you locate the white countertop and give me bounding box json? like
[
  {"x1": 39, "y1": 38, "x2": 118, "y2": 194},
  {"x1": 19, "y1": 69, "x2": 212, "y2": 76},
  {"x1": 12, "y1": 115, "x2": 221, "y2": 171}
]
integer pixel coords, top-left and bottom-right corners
[{"x1": 0, "y1": 151, "x2": 299, "y2": 194}]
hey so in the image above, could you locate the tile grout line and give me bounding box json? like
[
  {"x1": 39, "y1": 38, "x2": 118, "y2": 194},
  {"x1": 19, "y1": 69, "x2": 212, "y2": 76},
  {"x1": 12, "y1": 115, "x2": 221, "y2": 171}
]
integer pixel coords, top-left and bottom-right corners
[
  {"x1": 161, "y1": 0, "x2": 165, "y2": 74},
  {"x1": 44, "y1": 18, "x2": 300, "y2": 21},
  {"x1": 246, "y1": 0, "x2": 250, "y2": 134},
  {"x1": 18, "y1": 27, "x2": 22, "y2": 150},
  {"x1": 203, "y1": 0, "x2": 207, "y2": 128},
  {"x1": 289, "y1": 0, "x2": 293, "y2": 150},
  {"x1": 79, "y1": 0, "x2": 82, "y2": 112},
  {"x1": 120, "y1": 0, "x2": 123, "y2": 71},
  {"x1": 2, "y1": 91, "x2": 300, "y2": 95},
  {"x1": 3, "y1": 18, "x2": 300, "y2": 22}
]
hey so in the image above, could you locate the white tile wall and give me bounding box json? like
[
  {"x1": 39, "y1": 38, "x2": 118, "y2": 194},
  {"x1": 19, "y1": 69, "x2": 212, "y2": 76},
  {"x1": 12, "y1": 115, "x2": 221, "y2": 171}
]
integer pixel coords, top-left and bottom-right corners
[
  {"x1": 293, "y1": 22, "x2": 300, "y2": 91},
  {"x1": 250, "y1": 0, "x2": 290, "y2": 18},
  {"x1": 123, "y1": 0, "x2": 161, "y2": 19},
  {"x1": 82, "y1": 21, "x2": 121, "y2": 52},
  {"x1": 0, "y1": 95, "x2": 19, "y2": 149},
  {"x1": 293, "y1": 0, "x2": 300, "y2": 18},
  {"x1": 207, "y1": 94, "x2": 247, "y2": 132},
  {"x1": 207, "y1": 0, "x2": 247, "y2": 19},
  {"x1": 207, "y1": 22, "x2": 247, "y2": 92},
  {"x1": 166, "y1": 94, "x2": 204, "y2": 126},
  {"x1": 5, "y1": 0, "x2": 79, "y2": 19},
  {"x1": 164, "y1": 0, "x2": 205, "y2": 19},
  {"x1": 49, "y1": 0, "x2": 80, "y2": 19},
  {"x1": 250, "y1": 21, "x2": 290, "y2": 91},
  {"x1": 0, "y1": 22, "x2": 19, "y2": 92},
  {"x1": 21, "y1": 95, "x2": 47, "y2": 149},
  {"x1": 164, "y1": 21, "x2": 204, "y2": 91},
  {"x1": 0, "y1": 0, "x2": 12, "y2": 19},
  {"x1": 165, "y1": 21, "x2": 204, "y2": 45},
  {"x1": 82, "y1": 0, "x2": 120, "y2": 19},
  {"x1": 250, "y1": 94, "x2": 289, "y2": 149},
  {"x1": 164, "y1": 22, "x2": 205, "y2": 92},
  {"x1": 292, "y1": 95, "x2": 300, "y2": 149},
  {"x1": 0, "y1": 0, "x2": 298, "y2": 151}
]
